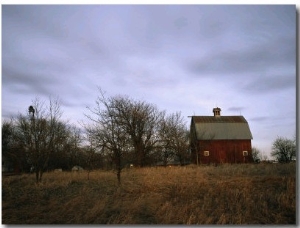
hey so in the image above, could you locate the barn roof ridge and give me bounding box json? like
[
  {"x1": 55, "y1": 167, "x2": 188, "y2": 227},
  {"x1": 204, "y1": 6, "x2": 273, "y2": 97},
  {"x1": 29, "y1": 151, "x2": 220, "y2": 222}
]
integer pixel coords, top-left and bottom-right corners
[{"x1": 191, "y1": 115, "x2": 248, "y2": 123}]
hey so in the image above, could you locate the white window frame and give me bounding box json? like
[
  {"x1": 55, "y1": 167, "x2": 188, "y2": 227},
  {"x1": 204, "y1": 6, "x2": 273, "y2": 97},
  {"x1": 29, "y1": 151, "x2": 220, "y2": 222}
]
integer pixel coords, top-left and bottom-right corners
[
  {"x1": 204, "y1": 151, "x2": 210, "y2": 156},
  {"x1": 243, "y1": 151, "x2": 248, "y2": 156}
]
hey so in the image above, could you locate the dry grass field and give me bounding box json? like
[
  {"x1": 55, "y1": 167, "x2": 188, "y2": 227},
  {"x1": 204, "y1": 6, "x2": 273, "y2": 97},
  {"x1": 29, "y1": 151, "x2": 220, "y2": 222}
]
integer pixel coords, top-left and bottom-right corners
[{"x1": 2, "y1": 163, "x2": 296, "y2": 224}]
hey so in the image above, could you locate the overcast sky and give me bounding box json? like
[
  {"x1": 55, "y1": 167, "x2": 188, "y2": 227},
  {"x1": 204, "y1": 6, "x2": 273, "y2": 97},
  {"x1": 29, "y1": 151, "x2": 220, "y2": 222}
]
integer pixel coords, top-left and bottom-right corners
[{"x1": 2, "y1": 5, "x2": 296, "y2": 157}]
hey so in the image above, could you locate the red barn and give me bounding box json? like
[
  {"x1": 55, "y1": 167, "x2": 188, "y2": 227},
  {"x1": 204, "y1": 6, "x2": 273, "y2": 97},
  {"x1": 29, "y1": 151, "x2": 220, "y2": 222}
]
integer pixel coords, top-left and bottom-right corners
[{"x1": 190, "y1": 107, "x2": 253, "y2": 164}]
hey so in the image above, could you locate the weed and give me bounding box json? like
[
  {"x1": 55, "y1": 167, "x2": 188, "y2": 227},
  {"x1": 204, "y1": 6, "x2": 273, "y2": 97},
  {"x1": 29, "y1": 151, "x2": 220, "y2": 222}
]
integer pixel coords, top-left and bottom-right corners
[{"x1": 2, "y1": 163, "x2": 296, "y2": 224}]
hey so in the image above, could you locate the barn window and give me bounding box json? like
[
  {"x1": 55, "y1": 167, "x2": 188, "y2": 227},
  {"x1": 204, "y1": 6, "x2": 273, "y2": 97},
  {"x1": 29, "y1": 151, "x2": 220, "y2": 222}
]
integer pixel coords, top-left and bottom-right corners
[
  {"x1": 204, "y1": 151, "x2": 209, "y2": 156},
  {"x1": 243, "y1": 151, "x2": 248, "y2": 156}
]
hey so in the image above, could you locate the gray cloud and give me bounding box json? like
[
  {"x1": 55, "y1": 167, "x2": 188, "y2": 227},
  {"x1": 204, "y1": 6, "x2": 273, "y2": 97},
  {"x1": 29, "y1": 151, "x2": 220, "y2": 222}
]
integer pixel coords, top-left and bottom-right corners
[
  {"x1": 227, "y1": 107, "x2": 245, "y2": 113},
  {"x1": 184, "y1": 5, "x2": 295, "y2": 85},
  {"x1": 241, "y1": 73, "x2": 295, "y2": 93},
  {"x1": 187, "y1": 35, "x2": 295, "y2": 77},
  {"x1": 2, "y1": 5, "x2": 296, "y2": 157},
  {"x1": 249, "y1": 116, "x2": 269, "y2": 122}
]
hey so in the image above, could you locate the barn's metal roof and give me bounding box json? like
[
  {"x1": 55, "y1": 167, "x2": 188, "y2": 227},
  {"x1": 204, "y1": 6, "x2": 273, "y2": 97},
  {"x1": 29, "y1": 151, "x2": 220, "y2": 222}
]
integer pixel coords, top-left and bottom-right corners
[
  {"x1": 193, "y1": 116, "x2": 248, "y2": 123},
  {"x1": 192, "y1": 116, "x2": 253, "y2": 140}
]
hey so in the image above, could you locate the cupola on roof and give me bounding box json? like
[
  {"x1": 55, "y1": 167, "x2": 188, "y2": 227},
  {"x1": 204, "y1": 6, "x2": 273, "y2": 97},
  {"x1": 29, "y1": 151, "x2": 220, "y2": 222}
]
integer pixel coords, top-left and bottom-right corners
[{"x1": 213, "y1": 107, "x2": 221, "y2": 117}]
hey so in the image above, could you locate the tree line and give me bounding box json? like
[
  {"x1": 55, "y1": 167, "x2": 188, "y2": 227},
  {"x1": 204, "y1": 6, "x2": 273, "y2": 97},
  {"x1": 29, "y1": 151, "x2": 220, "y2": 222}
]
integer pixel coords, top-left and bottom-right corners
[
  {"x1": 2, "y1": 90, "x2": 296, "y2": 183},
  {"x1": 2, "y1": 91, "x2": 190, "y2": 183},
  {"x1": 252, "y1": 136, "x2": 296, "y2": 163}
]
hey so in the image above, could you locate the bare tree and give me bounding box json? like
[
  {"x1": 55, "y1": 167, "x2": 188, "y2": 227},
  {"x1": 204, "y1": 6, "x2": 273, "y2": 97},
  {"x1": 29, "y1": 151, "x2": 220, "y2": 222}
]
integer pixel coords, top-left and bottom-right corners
[
  {"x1": 47, "y1": 123, "x2": 82, "y2": 171},
  {"x1": 2, "y1": 119, "x2": 29, "y2": 172},
  {"x1": 2, "y1": 120, "x2": 15, "y2": 171},
  {"x1": 14, "y1": 97, "x2": 65, "y2": 183},
  {"x1": 157, "y1": 113, "x2": 174, "y2": 166},
  {"x1": 83, "y1": 128, "x2": 103, "y2": 180},
  {"x1": 87, "y1": 89, "x2": 164, "y2": 167},
  {"x1": 251, "y1": 147, "x2": 262, "y2": 163},
  {"x1": 105, "y1": 95, "x2": 163, "y2": 167},
  {"x1": 85, "y1": 91, "x2": 130, "y2": 184},
  {"x1": 158, "y1": 112, "x2": 189, "y2": 166},
  {"x1": 57, "y1": 124, "x2": 82, "y2": 170},
  {"x1": 271, "y1": 136, "x2": 296, "y2": 163}
]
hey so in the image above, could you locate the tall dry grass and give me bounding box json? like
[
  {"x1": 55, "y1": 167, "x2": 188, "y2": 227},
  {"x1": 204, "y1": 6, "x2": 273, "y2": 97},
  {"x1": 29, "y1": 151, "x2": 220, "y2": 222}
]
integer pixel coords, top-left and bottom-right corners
[{"x1": 2, "y1": 163, "x2": 296, "y2": 224}]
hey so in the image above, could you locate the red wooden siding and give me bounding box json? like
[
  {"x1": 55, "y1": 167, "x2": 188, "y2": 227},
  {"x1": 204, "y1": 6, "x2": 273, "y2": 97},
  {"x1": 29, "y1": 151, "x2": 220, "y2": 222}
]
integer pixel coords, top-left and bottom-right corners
[{"x1": 192, "y1": 139, "x2": 253, "y2": 164}]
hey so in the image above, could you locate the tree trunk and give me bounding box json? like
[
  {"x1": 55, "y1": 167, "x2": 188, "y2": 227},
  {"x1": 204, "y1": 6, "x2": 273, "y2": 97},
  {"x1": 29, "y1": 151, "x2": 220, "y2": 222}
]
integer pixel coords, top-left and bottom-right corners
[
  {"x1": 35, "y1": 170, "x2": 39, "y2": 183},
  {"x1": 39, "y1": 170, "x2": 43, "y2": 182},
  {"x1": 35, "y1": 168, "x2": 43, "y2": 183},
  {"x1": 116, "y1": 155, "x2": 122, "y2": 184},
  {"x1": 117, "y1": 168, "x2": 121, "y2": 184}
]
